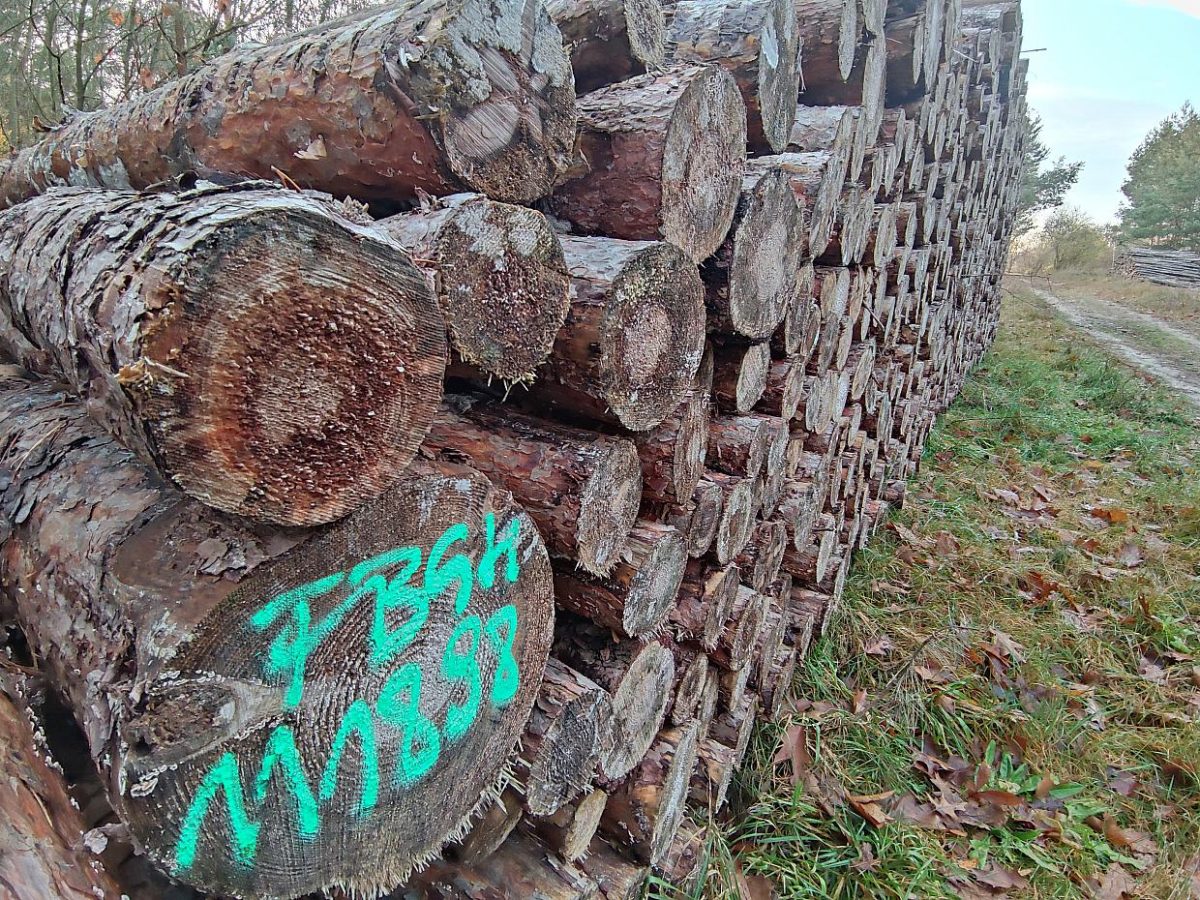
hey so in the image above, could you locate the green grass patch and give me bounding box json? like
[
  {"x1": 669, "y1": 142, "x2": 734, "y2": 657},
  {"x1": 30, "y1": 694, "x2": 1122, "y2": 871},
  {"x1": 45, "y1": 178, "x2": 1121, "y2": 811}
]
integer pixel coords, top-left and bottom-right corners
[{"x1": 665, "y1": 291, "x2": 1200, "y2": 899}]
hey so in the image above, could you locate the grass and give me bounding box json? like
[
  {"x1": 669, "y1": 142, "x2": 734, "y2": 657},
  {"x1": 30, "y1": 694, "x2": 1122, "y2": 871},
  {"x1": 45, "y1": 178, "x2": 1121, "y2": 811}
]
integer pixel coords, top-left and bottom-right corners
[{"x1": 655, "y1": 288, "x2": 1200, "y2": 899}]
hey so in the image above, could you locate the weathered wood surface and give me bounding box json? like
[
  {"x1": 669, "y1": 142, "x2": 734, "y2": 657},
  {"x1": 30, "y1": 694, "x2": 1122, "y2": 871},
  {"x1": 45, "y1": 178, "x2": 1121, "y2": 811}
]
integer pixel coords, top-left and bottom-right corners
[
  {"x1": 376, "y1": 193, "x2": 570, "y2": 384},
  {"x1": 668, "y1": 0, "x2": 800, "y2": 152},
  {"x1": 550, "y1": 65, "x2": 747, "y2": 262},
  {"x1": 0, "y1": 0, "x2": 578, "y2": 208},
  {"x1": 0, "y1": 184, "x2": 445, "y2": 527},
  {"x1": 0, "y1": 370, "x2": 555, "y2": 898}
]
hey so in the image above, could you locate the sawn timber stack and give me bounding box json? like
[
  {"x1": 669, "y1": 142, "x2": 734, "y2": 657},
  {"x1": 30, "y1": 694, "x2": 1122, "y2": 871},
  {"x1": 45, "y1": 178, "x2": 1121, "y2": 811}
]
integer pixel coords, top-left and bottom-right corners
[{"x1": 0, "y1": 0, "x2": 1030, "y2": 896}]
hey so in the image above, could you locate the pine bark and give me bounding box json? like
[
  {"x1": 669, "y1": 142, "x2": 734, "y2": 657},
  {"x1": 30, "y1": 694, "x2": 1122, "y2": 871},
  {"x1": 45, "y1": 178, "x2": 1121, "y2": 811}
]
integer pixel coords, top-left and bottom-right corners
[
  {"x1": 0, "y1": 371, "x2": 556, "y2": 899},
  {"x1": 0, "y1": 672, "x2": 123, "y2": 899},
  {"x1": 0, "y1": 0, "x2": 578, "y2": 207},
  {"x1": 376, "y1": 194, "x2": 570, "y2": 384},
  {"x1": 550, "y1": 65, "x2": 747, "y2": 262},
  {"x1": 0, "y1": 184, "x2": 445, "y2": 527}
]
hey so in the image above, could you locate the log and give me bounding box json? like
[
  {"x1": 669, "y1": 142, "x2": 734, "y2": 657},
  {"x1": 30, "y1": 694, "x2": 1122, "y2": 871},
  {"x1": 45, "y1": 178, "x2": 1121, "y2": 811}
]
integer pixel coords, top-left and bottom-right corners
[
  {"x1": 667, "y1": 643, "x2": 710, "y2": 725},
  {"x1": 0, "y1": 671, "x2": 123, "y2": 899},
  {"x1": 733, "y1": 519, "x2": 789, "y2": 592},
  {"x1": 550, "y1": 65, "x2": 747, "y2": 262},
  {"x1": 689, "y1": 738, "x2": 738, "y2": 811},
  {"x1": 580, "y1": 840, "x2": 649, "y2": 898},
  {"x1": 794, "y1": 0, "x2": 859, "y2": 85},
  {"x1": 702, "y1": 472, "x2": 760, "y2": 565},
  {"x1": 554, "y1": 623, "x2": 676, "y2": 780},
  {"x1": 0, "y1": 370, "x2": 556, "y2": 898},
  {"x1": 519, "y1": 236, "x2": 706, "y2": 431},
  {"x1": 708, "y1": 587, "x2": 769, "y2": 672},
  {"x1": 706, "y1": 414, "x2": 787, "y2": 480},
  {"x1": 549, "y1": 0, "x2": 667, "y2": 93},
  {"x1": 763, "y1": 151, "x2": 850, "y2": 258},
  {"x1": 0, "y1": 0, "x2": 578, "y2": 208},
  {"x1": 421, "y1": 400, "x2": 643, "y2": 575},
  {"x1": 651, "y1": 475, "x2": 723, "y2": 558},
  {"x1": 553, "y1": 521, "x2": 688, "y2": 638},
  {"x1": 703, "y1": 166, "x2": 806, "y2": 341},
  {"x1": 668, "y1": 0, "x2": 800, "y2": 152},
  {"x1": 713, "y1": 341, "x2": 772, "y2": 415},
  {"x1": 0, "y1": 184, "x2": 445, "y2": 527},
  {"x1": 404, "y1": 830, "x2": 598, "y2": 898},
  {"x1": 517, "y1": 658, "x2": 615, "y2": 816},
  {"x1": 452, "y1": 789, "x2": 524, "y2": 865},
  {"x1": 376, "y1": 194, "x2": 570, "y2": 384},
  {"x1": 528, "y1": 788, "x2": 609, "y2": 863},
  {"x1": 801, "y1": 36, "x2": 888, "y2": 145},
  {"x1": 757, "y1": 357, "x2": 808, "y2": 421},
  {"x1": 669, "y1": 561, "x2": 741, "y2": 649},
  {"x1": 600, "y1": 723, "x2": 700, "y2": 864},
  {"x1": 635, "y1": 391, "x2": 711, "y2": 506}
]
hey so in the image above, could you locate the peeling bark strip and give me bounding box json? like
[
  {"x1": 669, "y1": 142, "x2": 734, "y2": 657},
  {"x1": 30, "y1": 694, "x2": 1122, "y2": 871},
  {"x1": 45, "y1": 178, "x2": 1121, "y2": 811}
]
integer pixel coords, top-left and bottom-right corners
[
  {"x1": 0, "y1": 673, "x2": 123, "y2": 899},
  {"x1": 668, "y1": 0, "x2": 800, "y2": 152},
  {"x1": 0, "y1": 371, "x2": 554, "y2": 898},
  {"x1": 547, "y1": 0, "x2": 666, "y2": 93},
  {"x1": 0, "y1": 0, "x2": 577, "y2": 208},
  {"x1": 521, "y1": 236, "x2": 706, "y2": 431},
  {"x1": 0, "y1": 184, "x2": 445, "y2": 528},
  {"x1": 550, "y1": 64, "x2": 747, "y2": 263},
  {"x1": 376, "y1": 194, "x2": 570, "y2": 384}
]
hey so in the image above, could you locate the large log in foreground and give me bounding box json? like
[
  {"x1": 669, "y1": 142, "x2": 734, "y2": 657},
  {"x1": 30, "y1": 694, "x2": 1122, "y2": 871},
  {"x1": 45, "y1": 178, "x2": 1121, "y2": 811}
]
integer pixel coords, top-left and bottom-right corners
[
  {"x1": 0, "y1": 0, "x2": 578, "y2": 208},
  {"x1": 0, "y1": 370, "x2": 555, "y2": 899},
  {"x1": 0, "y1": 183, "x2": 445, "y2": 527}
]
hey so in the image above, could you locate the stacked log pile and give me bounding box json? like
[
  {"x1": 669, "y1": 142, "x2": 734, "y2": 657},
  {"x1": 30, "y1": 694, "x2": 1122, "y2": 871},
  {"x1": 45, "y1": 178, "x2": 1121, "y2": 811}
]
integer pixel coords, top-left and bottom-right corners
[
  {"x1": 1116, "y1": 245, "x2": 1200, "y2": 290},
  {"x1": 0, "y1": 0, "x2": 1028, "y2": 896}
]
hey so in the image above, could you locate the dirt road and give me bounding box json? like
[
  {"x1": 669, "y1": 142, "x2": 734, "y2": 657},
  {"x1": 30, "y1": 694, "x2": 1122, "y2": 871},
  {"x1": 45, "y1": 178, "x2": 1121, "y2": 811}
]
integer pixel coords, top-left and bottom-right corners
[{"x1": 1024, "y1": 284, "x2": 1200, "y2": 415}]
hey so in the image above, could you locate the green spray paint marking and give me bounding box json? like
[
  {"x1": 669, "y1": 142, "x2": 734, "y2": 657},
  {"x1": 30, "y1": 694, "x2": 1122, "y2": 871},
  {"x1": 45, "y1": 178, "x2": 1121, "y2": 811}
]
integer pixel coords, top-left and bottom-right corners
[{"x1": 174, "y1": 515, "x2": 529, "y2": 872}]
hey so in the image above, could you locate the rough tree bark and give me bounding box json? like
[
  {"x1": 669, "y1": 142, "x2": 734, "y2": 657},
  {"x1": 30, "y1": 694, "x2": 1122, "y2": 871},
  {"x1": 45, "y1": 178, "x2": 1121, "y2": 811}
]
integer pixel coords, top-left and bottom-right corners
[
  {"x1": 0, "y1": 671, "x2": 123, "y2": 899},
  {"x1": 668, "y1": 0, "x2": 800, "y2": 152},
  {"x1": 548, "y1": 0, "x2": 667, "y2": 93},
  {"x1": 0, "y1": 0, "x2": 578, "y2": 208},
  {"x1": 0, "y1": 370, "x2": 556, "y2": 899},
  {"x1": 550, "y1": 64, "x2": 747, "y2": 263},
  {"x1": 519, "y1": 236, "x2": 706, "y2": 432},
  {"x1": 634, "y1": 390, "x2": 710, "y2": 506},
  {"x1": 421, "y1": 400, "x2": 643, "y2": 576},
  {"x1": 0, "y1": 184, "x2": 446, "y2": 528},
  {"x1": 376, "y1": 193, "x2": 570, "y2": 385}
]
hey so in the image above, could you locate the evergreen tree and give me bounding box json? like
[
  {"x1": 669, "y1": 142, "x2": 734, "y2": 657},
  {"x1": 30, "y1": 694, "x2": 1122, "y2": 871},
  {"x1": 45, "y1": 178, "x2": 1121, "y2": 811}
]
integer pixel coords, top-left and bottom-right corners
[
  {"x1": 1118, "y1": 104, "x2": 1200, "y2": 252},
  {"x1": 1014, "y1": 110, "x2": 1084, "y2": 238}
]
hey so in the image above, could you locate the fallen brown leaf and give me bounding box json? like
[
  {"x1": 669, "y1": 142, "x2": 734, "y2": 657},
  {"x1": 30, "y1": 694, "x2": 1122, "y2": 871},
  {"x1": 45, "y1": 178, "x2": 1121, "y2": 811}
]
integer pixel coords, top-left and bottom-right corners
[{"x1": 848, "y1": 796, "x2": 892, "y2": 828}]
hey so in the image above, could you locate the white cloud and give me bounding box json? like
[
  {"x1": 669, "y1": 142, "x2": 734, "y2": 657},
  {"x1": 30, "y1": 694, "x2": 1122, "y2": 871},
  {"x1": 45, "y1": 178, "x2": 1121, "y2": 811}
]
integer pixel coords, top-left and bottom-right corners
[{"x1": 1126, "y1": 0, "x2": 1200, "y2": 18}]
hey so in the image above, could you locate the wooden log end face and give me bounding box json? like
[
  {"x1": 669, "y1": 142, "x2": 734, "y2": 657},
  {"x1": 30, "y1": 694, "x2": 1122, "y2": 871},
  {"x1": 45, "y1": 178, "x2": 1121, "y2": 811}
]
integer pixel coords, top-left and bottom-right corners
[
  {"x1": 116, "y1": 467, "x2": 554, "y2": 898},
  {"x1": 603, "y1": 244, "x2": 705, "y2": 431},
  {"x1": 756, "y1": 0, "x2": 800, "y2": 152},
  {"x1": 715, "y1": 478, "x2": 756, "y2": 565},
  {"x1": 430, "y1": 0, "x2": 578, "y2": 203},
  {"x1": 558, "y1": 788, "x2": 609, "y2": 862},
  {"x1": 735, "y1": 342, "x2": 771, "y2": 413},
  {"x1": 577, "y1": 439, "x2": 643, "y2": 575},
  {"x1": 599, "y1": 643, "x2": 675, "y2": 780},
  {"x1": 672, "y1": 392, "x2": 709, "y2": 504},
  {"x1": 624, "y1": 0, "x2": 667, "y2": 71},
  {"x1": 436, "y1": 198, "x2": 570, "y2": 382},
  {"x1": 526, "y1": 685, "x2": 614, "y2": 817},
  {"x1": 661, "y1": 67, "x2": 747, "y2": 262},
  {"x1": 139, "y1": 207, "x2": 446, "y2": 527},
  {"x1": 730, "y1": 169, "x2": 803, "y2": 340},
  {"x1": 621, "y1": 527, "x2": 687, "y2": 637}
]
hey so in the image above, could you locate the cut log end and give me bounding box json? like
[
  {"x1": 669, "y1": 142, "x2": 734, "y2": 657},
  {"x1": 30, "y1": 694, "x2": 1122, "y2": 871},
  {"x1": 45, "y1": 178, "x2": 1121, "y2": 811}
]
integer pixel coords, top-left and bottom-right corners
[
  {"x1": 119, "y1": 465, "x2": 554, "y2": 899},
  {"x1": 599, "y1": 642, "x2": 676, "y2": 780},
  {"x1": 381, "y1": 196, "x2": 570, "y2": 383},
  {"x1": 757, "y1": 0, "x2": 802, "y2": 152},
  {"x1": 661, "y1": 67, "x2": 748, "y2": 261},
  {"x1": 435, "y1": 0, "x2": 578, "y2": 203},
  {"x1": 597, "y1": 242, "x2": 706, "y2": 430},
  {"x1": 579, "y1": 439, "x2": 646, "y2": 573}
]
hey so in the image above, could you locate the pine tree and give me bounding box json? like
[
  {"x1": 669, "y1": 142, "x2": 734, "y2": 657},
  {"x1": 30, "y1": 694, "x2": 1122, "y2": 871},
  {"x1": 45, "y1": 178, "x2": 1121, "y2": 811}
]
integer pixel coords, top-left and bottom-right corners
[{"x1": 1118, "y1": 104, "x2": 1200, "y2": 252}]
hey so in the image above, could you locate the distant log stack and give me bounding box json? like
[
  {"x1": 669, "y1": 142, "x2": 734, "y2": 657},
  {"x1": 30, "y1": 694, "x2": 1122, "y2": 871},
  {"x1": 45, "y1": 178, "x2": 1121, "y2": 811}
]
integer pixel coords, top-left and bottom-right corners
[
  {"x1": 0, "y1": 0, "x2": 1029, "y2": 895},
  {"x1": 1116, "y1": 245, "x2": 1200, "y2": 290}
]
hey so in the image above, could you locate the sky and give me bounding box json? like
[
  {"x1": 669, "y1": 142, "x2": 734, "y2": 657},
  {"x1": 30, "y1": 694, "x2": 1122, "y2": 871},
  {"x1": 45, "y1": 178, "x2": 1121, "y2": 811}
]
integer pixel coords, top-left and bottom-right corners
[{"x1": 1021, "y1": 0, "x2": 1200, "y2": 225}]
